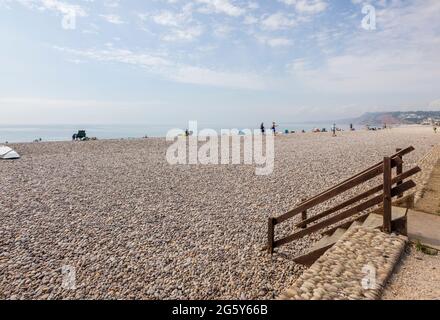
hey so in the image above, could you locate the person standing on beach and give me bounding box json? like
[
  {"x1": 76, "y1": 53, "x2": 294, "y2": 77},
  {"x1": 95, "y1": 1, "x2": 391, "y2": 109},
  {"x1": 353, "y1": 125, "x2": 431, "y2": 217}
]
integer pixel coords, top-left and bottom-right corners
[
  {"x1": 332, "y1": 123, "x2": 337, "y2": 137},
  {"x1": 260, "y1": 123, "x2": 265, "y2": 135},
  {"x1": 271, "y1": 122, "x2": 278, "y2": 134},
  {"x1": 434, "y1": 126, "x2": 438, "y2": 134}
]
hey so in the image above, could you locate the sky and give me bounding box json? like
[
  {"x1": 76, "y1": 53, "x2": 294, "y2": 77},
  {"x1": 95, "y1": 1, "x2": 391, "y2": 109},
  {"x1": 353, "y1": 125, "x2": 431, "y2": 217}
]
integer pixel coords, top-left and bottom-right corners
[{"x1": 0, "y1": 0, "x2": 440, "y2": 125}]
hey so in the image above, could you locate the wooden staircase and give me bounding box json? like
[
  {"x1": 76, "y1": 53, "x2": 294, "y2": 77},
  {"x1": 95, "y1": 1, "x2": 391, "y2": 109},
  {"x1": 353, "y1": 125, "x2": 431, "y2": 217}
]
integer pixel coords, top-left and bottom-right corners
[
  {"x1": 293, "y1": 206, "x2": 408, "y2": 266},
  {"x1": 266, "y1": 147, "x2": 421, "y2": 266}
]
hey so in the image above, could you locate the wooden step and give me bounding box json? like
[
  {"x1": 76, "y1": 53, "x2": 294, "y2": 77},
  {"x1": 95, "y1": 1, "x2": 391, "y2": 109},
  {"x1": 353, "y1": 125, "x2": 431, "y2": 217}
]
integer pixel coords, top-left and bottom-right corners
[
  {"x1": 293, "y1": 207, "x2": 408, "y2": 266},
  {"x1": 313, "y1": 228, "x2": 347, "y2": 251},
  {"x1": 293, "y1": 228, "x2": 347, "y2": 266},
  {"x1": 348, "y1": 220, "x2": 363, "y2": 231},
  {"x1": 321, "y1": 213, "x2": 369, "y2": 236}
]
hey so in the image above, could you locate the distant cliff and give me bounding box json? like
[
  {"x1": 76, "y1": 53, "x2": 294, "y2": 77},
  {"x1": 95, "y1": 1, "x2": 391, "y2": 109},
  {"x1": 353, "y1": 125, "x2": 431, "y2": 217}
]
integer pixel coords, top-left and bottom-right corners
[{"x1": 343, "y1": 111, "x2": 440, "y2": 125}]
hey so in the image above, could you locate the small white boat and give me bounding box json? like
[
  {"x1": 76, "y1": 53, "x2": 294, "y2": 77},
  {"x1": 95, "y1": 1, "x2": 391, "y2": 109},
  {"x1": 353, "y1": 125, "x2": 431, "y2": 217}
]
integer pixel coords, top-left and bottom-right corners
[{"x1": 0, "y1": 146, "x2": 20, "y2": 159}]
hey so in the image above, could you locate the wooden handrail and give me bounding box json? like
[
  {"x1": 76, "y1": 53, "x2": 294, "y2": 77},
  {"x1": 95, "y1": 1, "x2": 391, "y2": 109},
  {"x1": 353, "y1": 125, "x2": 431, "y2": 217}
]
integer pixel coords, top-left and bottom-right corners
[
  {"x1": 275, "y1": 149, "x2": 411, "y2": 225},
  {"x1": 295, "y1": 166, "x2": 421, "y2": 228},
  {"x1": 291, "y1": 146, "x2": 413, "y2": 208},
  {"x1": 276, "y1": 166, "x2": 382, "y2": 224},
  {"x1": 266, "y1": 146, "x2": 418, "y2": 254},
  {"x1": 273, "y1": 180, "x2": 416, "y2": 248},
  {"x1": 383, "y1": 157, "x2": 393, "y2": 233}
]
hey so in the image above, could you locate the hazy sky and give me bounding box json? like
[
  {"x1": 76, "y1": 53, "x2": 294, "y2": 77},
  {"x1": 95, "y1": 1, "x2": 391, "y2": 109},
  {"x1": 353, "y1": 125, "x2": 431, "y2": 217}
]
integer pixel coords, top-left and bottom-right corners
[{"x1": 1, "y1": 0, "x2": 439, "y2": 125}]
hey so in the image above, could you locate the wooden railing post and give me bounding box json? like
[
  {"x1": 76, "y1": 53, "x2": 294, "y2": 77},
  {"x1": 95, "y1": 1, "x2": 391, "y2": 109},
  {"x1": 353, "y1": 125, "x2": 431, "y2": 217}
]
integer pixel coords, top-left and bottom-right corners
[
  {"x1": 268, "y1": 218, "x2": 275, "y2": 254},
  {"x1": 301, "y1": 198, "x2": 308, "y2": 228},
  {"x1": 396, "y1": 148, "x2": 403, "y2": 198},
  {"x1": 383, "y1": 157, "x2": 392, "y2": 233},
  {"x1": 265, "y1": 147, "x2": 418, "y2": 253}
]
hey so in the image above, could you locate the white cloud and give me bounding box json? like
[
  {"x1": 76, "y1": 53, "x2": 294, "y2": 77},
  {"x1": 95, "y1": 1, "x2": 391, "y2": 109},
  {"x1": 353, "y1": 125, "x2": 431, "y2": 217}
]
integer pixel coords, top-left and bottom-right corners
[
  {"x1": 257, "y1": 35, "x2": 293, "y2": 47},
  {"x1": 247, "y1": 1, "x2": 259, "y2": 10},
  {"x1": 196, "y1": 0, "x2": 245, "y2": 17},
  {"x1": 104, "y1": 0, "x2": 120, "y2": 8},
  {"x1": 147, "y1": 4, "x2": 194, "y2": 27},
  {"x1": 53, "y1": 46, "x2": 171, "y2": 68},
  {"x1": 287, "y1": 58, "x2": 308, "y2": 72},
  {"x1": 289, "y1": 0, "x2": 440, "y2": 94},
  {"x1": 212, "y1": 24, "x2": 233, "y2": 37},
  {"x1": 291, "y1": 51, "x2": 440, "y2": 94},
  {"x1": 151, "y1": 11, "x2": 184, "y2": 27},
  {"x1": 261, "y1": 12, "x2": 296, "y2": 30},
  {"x1": 53, "y1": 45, "x2": 266, "y2": 90},
  {"x1": 13, "y1": 0, "x2": 87, "y2": 17},
  {"x1": 99, "y1": 14, "x2": 124, "y2": 24},
  {"x1": 140, "y1": 5, "x2": 202, "y2": 42},
  {"x1": 0, "y1": 97, "x2": 168, "y2": 125},
  {"x1": 280, "y1": 0, "x2": 328, "y2": 15},
  {"x1": 243, "y1": 15, "x2": 258, "y2": 25},
  {"x1": 170, "y1": 65, "x2": 265, "y2": 90},
  {"x1": 9, "y1": 0, "x2": 440, "y2": 108},
  {"x1": 162, "y1": 25, "x2": 203, "y2": 41},
  {"x1": 0, "y1": 97, "x2": 163, "y2": 108}
]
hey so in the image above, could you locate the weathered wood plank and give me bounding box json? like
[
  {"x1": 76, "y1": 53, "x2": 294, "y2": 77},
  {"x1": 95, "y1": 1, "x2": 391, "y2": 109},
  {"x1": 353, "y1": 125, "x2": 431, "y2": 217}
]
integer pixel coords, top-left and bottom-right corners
[
  {"x1": 295, "y1": 166, "x2": 420, "y2": 228},
  {"x1": 383, "y1": 157, "x2": 392, "y2": 233},
  {"x1": 301, "y1": 198, "x2": 307, "y2": 228},
  {"x1": 294, "y1": 146, "x2": 414, "y2": 205},
  {"x1": 287, "y1": 147, "x2": 414, "y2": 207},
  {"x1": 276, "y1": 165, "x2": 384, "y2": 224},
  {"x1": 320, "y1": 213, "x2": 370, "y2": 236},
  {"x1": 274, "y1": 180, "x2": 416, "y2": 249},
  {"x1": 275, "y1": 196, "x2": 382, "y2": 248},
  {"x1": 276, "y1": 151, "x2": 413, "y2": 225},
  {"x1": 295, "y1": 187, "x2": 381, "y2": 228},
  {"x1": 396, "y1": 148, "x2": 403, "y2": 198},
  {"x1": 293, "y1": 245, "x2": 333, "y2": 266},
  {"x1": 268, "y1": 218, "x2": 275, "y2": 254}
]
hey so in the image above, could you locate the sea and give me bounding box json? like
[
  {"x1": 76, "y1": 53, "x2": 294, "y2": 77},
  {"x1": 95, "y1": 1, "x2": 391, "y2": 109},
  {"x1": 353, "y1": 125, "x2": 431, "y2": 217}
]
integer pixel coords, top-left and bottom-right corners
[{"x1": 0, "y1": 123, "x2": 352, "y2": 143}]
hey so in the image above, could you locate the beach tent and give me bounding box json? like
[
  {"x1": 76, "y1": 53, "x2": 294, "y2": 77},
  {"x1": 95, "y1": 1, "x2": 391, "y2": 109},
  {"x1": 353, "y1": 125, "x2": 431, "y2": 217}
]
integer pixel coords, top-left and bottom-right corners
[{"x1": 0, "y1": 146, "x2": 20, "y2": 160}]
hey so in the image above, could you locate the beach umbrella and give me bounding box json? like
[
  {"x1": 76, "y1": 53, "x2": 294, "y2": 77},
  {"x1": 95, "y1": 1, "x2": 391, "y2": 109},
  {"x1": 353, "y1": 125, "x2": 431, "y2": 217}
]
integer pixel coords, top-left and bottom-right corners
[{"x1": 0, "y1": 146, "x2": 20, "y2": 159}]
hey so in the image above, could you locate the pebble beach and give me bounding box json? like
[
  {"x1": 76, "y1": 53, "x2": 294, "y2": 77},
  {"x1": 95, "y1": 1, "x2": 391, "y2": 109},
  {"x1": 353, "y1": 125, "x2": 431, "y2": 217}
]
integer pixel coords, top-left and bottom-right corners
[{"x1": 1, "y1": 126, "x2": 439, "y2": 300}]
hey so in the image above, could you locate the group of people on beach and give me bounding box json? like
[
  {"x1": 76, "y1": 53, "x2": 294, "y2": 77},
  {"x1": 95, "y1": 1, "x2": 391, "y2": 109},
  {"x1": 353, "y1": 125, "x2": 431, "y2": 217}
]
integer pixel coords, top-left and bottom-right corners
[
  {"x1": 260, "y1": 122, "x2": 278, "y2": 135},
  {"x1": 260, "y1": 122, "x2": 339, "y2": 136}
]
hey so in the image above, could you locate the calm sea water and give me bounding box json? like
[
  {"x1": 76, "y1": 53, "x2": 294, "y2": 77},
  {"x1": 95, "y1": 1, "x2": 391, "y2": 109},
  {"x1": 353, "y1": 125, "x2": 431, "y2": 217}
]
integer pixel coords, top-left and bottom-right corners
[{"x1": 0, "y1": 123, "x2": 351, "y2": 143}]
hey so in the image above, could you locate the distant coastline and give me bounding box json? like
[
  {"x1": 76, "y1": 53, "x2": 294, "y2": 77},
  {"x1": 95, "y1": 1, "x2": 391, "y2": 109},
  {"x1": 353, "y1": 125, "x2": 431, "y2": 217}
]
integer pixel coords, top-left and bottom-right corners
[{"x1": 339, "y1": 111, "x2": 440, "y2": 126}]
